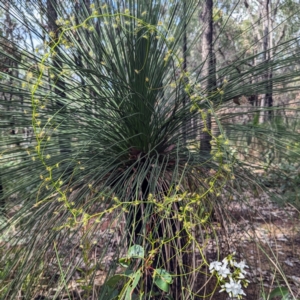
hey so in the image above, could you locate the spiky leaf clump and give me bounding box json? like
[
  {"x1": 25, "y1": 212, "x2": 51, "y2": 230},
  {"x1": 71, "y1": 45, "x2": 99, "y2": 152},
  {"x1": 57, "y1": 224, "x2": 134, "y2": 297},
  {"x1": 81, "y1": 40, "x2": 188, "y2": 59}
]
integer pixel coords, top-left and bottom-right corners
[{"x1": 0, "y1": 0, "x2": 299, "y2": 299}]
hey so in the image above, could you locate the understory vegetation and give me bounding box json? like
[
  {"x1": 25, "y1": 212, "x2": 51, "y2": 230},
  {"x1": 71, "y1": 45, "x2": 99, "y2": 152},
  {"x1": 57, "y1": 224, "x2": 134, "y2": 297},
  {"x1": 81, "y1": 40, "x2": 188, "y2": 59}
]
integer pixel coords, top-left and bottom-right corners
[{"x1": 0, "y1": 0, "x2": 300, "y2": 299}]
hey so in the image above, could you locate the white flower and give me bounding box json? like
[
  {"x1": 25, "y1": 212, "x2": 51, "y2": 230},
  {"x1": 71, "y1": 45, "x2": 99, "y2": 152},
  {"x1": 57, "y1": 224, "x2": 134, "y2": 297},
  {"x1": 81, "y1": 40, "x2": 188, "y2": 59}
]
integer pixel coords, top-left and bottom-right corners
[
  {"x1": 209, "y1": 261, "x2": 222, "y2": 273},
  {"x1": 222, "y1": 257, "x2": 229, "y2": 265},
  {"x1": 209, "y1": 260, "x2": 231, "y2": 278},
  {"x1": 220, "y1": 277, "x2": 246, "y2": 298},
  {"x1": 218, "y1": 263, "x2": 231, "y2": 279},
  {"x1": 234, "y1": 260, "x2": 248, "y2": 273}
]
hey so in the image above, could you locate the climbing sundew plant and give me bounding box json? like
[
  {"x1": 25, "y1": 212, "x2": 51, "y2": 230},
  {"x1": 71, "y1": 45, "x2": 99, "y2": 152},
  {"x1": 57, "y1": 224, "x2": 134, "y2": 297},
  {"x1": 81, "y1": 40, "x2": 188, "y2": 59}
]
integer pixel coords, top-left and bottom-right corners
[{"x1": 1, "y1": 0, "x2": 300, "y2": 299}]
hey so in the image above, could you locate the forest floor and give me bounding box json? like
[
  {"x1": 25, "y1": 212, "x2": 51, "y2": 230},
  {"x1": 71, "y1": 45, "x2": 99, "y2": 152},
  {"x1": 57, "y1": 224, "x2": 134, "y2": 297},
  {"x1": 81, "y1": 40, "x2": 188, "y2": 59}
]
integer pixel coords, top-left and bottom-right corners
[
  {"x1": 198, "y1": 192, "x2": 300, "y2": 300},
  {"x1": 1, "y1": 188, "x2": 300, "y2": 300},
  {"x1": 76, "y1": 190, "x2": 300, "y2": 300}
]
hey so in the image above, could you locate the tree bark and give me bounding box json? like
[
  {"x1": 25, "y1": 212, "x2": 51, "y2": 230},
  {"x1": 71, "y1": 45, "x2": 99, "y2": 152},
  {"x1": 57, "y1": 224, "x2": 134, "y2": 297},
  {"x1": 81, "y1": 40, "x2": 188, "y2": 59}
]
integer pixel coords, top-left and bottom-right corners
[
  {"x1": 182, "y1": 0, "x2": 190, "y2": 143},
  {"x1": 259, "y1": 0, "x2": 273, "y2": 123},
  {"x1": 200, "y1": 0, "x2": 216, "y2": 154}
]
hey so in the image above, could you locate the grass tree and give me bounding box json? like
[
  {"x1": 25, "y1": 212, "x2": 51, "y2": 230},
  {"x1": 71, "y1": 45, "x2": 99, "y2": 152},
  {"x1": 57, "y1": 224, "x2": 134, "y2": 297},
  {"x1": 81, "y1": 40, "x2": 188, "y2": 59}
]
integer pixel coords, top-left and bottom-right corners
[{"x1": 0, "y1": 0, "x2": 300, "y2": 299}]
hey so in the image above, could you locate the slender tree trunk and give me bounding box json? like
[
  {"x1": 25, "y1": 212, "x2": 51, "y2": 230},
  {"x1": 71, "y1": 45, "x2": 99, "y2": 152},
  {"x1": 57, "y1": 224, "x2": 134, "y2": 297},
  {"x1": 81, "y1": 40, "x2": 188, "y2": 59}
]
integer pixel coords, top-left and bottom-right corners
[
  {"x1": 200, "y1": 0, "x2": 216, "y2": 154},
  {"x1": 259, "y1": 0, "x2": 273, "y2": 124},
  {"x1": 267, "y1": 0, "x2": 273, "y2": 120},
  {"x1": 182, "y1": 0, "x2": 190, "y2": 144}
]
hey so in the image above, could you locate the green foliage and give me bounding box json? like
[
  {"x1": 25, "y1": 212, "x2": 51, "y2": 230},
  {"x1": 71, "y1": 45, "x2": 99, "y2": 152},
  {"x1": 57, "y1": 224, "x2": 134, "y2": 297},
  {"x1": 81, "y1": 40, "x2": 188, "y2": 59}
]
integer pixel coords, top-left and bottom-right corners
[
  {"x1": 127, "y1": 245, "x2": 145, "y2": 259},
  {"x1": 263, "y1": 158, "x2": 300, "y2": 207},
  {"x1": 0, "y1": 0, "x2": 300, "y2": 299},
  {"x1": 267, "y1": 286, "x2": 296, "y2": 300},
  {"x1": 103, "y1": 245, "x2": 173, "y2": 299},
  {"x1": 153, "y1": 269, "x2": 173, "y2": 293}
]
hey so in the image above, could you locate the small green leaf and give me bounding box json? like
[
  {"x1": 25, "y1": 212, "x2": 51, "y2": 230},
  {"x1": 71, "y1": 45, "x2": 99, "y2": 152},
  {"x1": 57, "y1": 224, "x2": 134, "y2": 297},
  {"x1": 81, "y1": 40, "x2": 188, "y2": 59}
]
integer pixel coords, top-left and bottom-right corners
[
  {"x1": 125, "y1": 269, "x2": 134, "y2": 276},
  {"x1": 107, "y1": 289, "x2": 120, "y2": 300},
  {"x1": 154, "y1": 269, "x2": 173, "y2": 284},
  {"x1": 125, "y1": 270, "x2": 141, "y2": 300},
  {"x1": 153, "y1": 269, "x2": 173, "y2": 292},
  {"x1": 105, "y1": 274, "x2": 126, "y2": 288},
  {"x1": 119, "y1": 257, "x2": 131, "y2": 267},
  {"x1": 128, "y1": 245, "x2": 144, "y2": 259},
  {"x1": 154, "y1": 276, "x2": 169, "y2": 292},
  {"x1": 269, "y1": 287, "x2": 290, "y2": 299}
]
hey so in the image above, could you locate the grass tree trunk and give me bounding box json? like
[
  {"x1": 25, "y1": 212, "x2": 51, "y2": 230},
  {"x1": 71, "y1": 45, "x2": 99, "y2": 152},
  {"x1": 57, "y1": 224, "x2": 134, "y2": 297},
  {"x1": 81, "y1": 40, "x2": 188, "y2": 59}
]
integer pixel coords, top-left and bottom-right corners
[{"x1": 200, "y1": 0, "x2": 216, "y2": 155}]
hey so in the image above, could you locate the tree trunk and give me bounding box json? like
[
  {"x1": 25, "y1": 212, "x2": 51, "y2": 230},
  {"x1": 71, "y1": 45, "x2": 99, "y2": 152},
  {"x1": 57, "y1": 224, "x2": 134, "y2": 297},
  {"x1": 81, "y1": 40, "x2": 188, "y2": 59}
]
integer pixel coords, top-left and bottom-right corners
[
  {"x1": 259, "y1": 0, "x2": 273, "y2": 124},
  {"x1": 200, "y1": 0, "x2": 216, "y2": 155},
  {"x1": 266, "y1": 0, "x2": 273, "y2": 120},
  {"x1": 182, "y1": 0, "x2": 191, "y2": 143}
]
